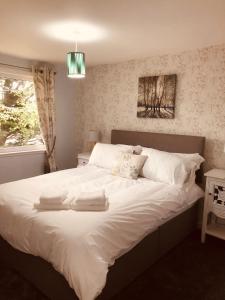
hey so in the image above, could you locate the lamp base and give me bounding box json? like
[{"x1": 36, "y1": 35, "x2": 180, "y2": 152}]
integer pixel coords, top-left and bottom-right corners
[{"x1": 86, "y1": 141, "x2": 96, "y2": 153}]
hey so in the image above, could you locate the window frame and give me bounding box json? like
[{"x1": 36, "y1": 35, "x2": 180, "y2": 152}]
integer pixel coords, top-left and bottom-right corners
[{"x1": 0, "y1": 65, "x2": 46, "y2": 155}]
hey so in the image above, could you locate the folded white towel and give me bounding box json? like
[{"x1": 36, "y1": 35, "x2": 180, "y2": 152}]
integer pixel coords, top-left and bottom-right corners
[
  {"x1": 34, "y1": 189, "x2": 109, "y2": 211},
  {"x1": 39, "y1": 188, "x2": 68, "y2": 205},
  {"x1": 34, "y1": 202, "x2": 70, "y2": 210},
  {"x1": 33, "y1": 201, "x2": 109, "y2": 212},
  {"x1": 73, "y1": 200, "x2": 109, "y2": 211},
  {"x1": 75, "y1": 189, "x2": 106, "y2": 206}
]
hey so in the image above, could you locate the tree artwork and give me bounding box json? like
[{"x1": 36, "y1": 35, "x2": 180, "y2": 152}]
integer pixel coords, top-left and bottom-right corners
[
  {"x1": 137, "y1": 74, "x2": 177, "y2": 119},
  {"x1": 0, "y1": 78, "x2": 42, "y2": 147}
]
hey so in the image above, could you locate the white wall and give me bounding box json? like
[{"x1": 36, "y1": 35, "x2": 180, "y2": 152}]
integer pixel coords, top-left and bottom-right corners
[
  {"x1": 0, "y1": 152, "x2": 45, "y2": 184},
  {"x1": 54, "y1": 64, "x2": 83, "y2": 170}
]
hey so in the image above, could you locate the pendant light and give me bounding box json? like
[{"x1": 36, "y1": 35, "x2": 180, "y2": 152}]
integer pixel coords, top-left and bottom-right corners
[{"x1": 67, "y1": 42, "x2": 85, "y2": 78}]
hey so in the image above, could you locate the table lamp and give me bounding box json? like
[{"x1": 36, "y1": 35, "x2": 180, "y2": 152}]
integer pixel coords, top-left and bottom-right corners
[{"x1": 88, "y1": 130, "x2": 99, "y2": 152}]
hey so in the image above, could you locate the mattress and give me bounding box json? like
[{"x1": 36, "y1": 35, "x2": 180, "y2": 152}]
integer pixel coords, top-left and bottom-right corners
[{"x1": 0, "y1": 165, "x2": 203, "y2": 300}]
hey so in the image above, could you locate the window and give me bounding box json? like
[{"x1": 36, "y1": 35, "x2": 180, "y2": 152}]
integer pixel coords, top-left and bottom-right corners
[{"x1": 0, "y1": 74, "x2": 44, "y2": 152}]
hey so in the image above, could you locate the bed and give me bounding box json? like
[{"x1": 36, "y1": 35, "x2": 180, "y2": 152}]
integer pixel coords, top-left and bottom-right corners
[{"x1": 0, "y1": 130, "x2": 205, "y2": 300}]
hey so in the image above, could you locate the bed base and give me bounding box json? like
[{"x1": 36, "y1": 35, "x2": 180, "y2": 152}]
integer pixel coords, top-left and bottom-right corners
[{"x1": 0, "y1": 201, "x2": 199, "y2": 300}]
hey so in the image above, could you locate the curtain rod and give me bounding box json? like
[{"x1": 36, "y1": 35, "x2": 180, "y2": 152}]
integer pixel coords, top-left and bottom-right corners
[
  {"x1": 0, "y1": 62, "x2": 31, "y2": 71},
  {"x1": 0, "y1": 62, "x2": 57, "y2": 74}
]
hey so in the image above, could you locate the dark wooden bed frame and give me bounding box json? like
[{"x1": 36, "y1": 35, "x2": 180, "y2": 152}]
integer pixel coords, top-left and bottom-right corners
[{"x1": 0, "y1": 130, "x2": 205, "y2": 300}]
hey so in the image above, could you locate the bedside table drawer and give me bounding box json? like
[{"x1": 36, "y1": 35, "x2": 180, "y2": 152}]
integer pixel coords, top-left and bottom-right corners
[
  {"x1": 78, "y1": 158, "x2": 89, "y2": 167},
  {"x1": 207, "y1": 178, "x2": 225, "y2": 193},
  {"x1": 77, "y1": 152, "x2": 91, "y2": 167},
  {"x1": 202, "y1": 168, "x2": 225, "y2": 243}
]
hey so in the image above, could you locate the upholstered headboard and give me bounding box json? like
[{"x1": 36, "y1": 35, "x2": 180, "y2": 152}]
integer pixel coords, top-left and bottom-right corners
[{"x1": 111, "y1": 129, "x2": 205, "y2": 183}]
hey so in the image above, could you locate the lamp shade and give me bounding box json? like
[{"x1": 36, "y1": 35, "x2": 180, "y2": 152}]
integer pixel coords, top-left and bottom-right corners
[
  {"x1": 67, "y1": 52, "x2": 85, "y2": 78},
  {"x1": 88, "y1": 130, "x2": 99, "y2": 142}
]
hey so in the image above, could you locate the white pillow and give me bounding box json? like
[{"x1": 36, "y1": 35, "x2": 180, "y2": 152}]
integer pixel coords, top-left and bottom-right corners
[
  {"x1": 174, "y1": 152, "x2": 204, "y2": 169},
  {"x1": 112, "y1": 153, "x2": 147, "y2": 179},
  {"x1": 118, "y1": 144, "x2": 142, "y2": 155},
  {"x1": 174, "y1": 152, "x2": 205, "y2": 186},
  {"x1": 89, "y1": 143, "x2": 133, "y2": 169},
  {"x1": 141, "y1": 147, "x2": 200, "y2": 186}
]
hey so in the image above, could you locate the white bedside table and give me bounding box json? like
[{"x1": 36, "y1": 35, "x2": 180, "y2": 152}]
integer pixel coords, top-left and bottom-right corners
[
  {"x1": 77, "y1": 152, "x2": 91, "y2": 167},
  {"x1": 201, "y1": 168, "x2": 225, "y2": 243}
]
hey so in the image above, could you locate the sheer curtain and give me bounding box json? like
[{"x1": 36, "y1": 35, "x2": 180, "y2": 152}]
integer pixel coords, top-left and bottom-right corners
[{"x1": 32, "y1": 65, "x2": 57, "y2": 172}]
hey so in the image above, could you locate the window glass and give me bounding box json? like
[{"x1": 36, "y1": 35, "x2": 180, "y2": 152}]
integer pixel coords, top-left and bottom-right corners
[{"x1": 0, "y1": 77, "x2": 43, "y2": 148}]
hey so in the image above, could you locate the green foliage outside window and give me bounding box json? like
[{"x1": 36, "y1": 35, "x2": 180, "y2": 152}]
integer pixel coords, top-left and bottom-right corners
[{"x1": 0, "y1": 78, "x2": 42, "y2": 147}]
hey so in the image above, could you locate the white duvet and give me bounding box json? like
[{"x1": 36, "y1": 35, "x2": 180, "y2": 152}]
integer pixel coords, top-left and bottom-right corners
[{"x1": 0, "y1": 166, "x2": 203, "y2": 300}]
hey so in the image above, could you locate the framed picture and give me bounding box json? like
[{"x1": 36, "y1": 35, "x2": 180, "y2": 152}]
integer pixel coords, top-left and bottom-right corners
[{"x1": 137, "y1": 74, "x2": 177, "y2": 119}]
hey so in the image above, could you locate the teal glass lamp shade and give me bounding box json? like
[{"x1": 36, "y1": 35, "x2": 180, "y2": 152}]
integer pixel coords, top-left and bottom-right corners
[{"x1": 67, "y1": 52, "x2": 85, "y2": 78}]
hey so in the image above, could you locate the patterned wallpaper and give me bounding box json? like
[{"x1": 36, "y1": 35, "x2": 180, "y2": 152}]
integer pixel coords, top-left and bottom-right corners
[{"x1": 77, "y1": 44, "x2": 225, "y2": 170}]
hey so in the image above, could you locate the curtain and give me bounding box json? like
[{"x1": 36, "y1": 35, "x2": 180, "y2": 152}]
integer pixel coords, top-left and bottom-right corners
[{"x1": 32, "y1": 65, "x2": 57, "y2": 172}]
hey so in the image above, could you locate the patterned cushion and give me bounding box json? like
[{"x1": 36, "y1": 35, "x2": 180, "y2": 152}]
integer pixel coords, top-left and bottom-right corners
[{"x1": 112, "y1": 153, "x2": 147, "y2": 179}]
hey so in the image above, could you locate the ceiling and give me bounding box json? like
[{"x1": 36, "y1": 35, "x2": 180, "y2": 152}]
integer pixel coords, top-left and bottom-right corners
[{"x1": 1, "y1": 0, "x2": 225, "y2": 66}]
